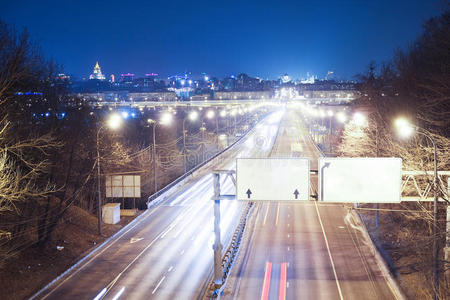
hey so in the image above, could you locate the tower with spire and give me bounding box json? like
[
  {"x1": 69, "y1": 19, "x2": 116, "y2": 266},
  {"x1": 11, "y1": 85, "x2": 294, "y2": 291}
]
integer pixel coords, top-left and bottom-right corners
[{"x1": 89, "y1": 61, "x2": 106, "y2": 80}]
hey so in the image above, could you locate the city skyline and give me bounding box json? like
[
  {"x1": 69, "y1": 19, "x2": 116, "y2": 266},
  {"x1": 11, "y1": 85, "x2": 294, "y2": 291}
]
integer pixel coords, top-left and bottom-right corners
[{"x1": 1, "y1": 0, "x2": 442, "y2": 80}]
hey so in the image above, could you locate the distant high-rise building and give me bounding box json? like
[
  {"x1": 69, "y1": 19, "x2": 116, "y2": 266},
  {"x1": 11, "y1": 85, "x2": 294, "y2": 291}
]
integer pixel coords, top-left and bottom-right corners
[
  {"x1": 121, "y1": 73, "x2": 135, "y2": 83},
  {"x1": 89, "y1": 62, "x2": 106, "y2": 80},
  {"x1": 110, "y1": 74, "x2": 115, "y2": 83}
]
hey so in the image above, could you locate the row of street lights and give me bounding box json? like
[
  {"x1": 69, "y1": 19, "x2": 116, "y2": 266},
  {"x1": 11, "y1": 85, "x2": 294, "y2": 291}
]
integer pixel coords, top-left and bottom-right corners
[
  {"x1": 303, "y1": 108, "x2": 441, "y2": 298},
  {"x1": 96, "y1": 106, "x2": 259, "y2": 235}
]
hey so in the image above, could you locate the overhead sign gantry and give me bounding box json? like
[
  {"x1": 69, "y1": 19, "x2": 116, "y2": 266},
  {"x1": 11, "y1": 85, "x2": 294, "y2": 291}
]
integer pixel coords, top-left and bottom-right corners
[{"x1": 236, "y1": 158, "x2": 310, "y2": 201}]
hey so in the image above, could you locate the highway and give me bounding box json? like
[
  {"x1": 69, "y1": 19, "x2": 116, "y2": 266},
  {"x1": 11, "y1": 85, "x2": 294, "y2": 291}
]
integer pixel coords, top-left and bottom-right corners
[
  {"x1": 33, "y1": 111, "x2": 283, "y2": 300},
  {"x1": 222, "y1": 110, "x2": 400, "y2": 300}
]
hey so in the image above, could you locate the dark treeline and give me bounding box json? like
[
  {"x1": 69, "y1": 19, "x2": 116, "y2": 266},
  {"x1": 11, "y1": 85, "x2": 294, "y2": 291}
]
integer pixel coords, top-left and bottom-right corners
[{"x1": 338, "y1": 9, "x2": 449, "y2": 299}]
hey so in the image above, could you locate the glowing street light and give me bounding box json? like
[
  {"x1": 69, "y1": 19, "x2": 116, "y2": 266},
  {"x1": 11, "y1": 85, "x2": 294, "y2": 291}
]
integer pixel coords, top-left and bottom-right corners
[
  {"x1": 149, "y1": 113, "x2": 172, "y2": 192},
  {"x1": 107, "y1": 113, "x2": 122, "y2": 129},
  {"x1": 336, "y1": 111, "x2": 347, "y2": 123},
  {"x1": 394, "y1": 117, "x2": 414, "y2": 138},
  {"x1": 188, "y1": 110, "x2": 199, "y2": 121},
  {"x1": 160, "y1": 111, "x2": 173, "y2": 125},
  {"x1": 220, "y1": 110, "x2": 227, "y2": 117},
  {"x1": 206, "y1": 110, "x2": 215, "y2": 119},
  {"x1": 353, "y1": 112, "x2": 367, "y2": 127},
  {"x1": 394, "y1": 117, "x2": 439, "y2": 298},
  {"x1": 97, "y1": 113, "x2": 123, "y2": 236}
]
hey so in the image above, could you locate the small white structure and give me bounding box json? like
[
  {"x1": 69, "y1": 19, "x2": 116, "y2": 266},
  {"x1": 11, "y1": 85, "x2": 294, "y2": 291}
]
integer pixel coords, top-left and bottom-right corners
[{"x1": 102, "y1": 203, "x2": 121, "y2": 224}]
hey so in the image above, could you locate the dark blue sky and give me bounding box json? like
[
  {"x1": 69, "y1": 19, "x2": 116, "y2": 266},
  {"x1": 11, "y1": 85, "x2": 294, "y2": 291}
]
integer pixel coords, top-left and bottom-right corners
[{"x1": 1, "y1": 0, "x2": 442, "y2": 80}]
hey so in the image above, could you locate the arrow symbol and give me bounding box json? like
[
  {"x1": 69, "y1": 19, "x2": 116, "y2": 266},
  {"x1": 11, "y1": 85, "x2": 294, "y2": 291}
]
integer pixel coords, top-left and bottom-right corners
[
  {"x1": 246, "y1": 189, "x2": 252, "y2": 199},
  {"x1": 294, "y1": 189, "x2": 299, "y2": 199},
  {"x1": 130, "y1": 237, "x2": 144, "y2": 244}
]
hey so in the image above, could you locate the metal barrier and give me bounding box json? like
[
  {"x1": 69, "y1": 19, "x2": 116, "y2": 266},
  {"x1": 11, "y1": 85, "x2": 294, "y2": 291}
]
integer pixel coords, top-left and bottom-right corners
[{"x1": 146, "y1": 114, "x2": 270, "y2": 208}]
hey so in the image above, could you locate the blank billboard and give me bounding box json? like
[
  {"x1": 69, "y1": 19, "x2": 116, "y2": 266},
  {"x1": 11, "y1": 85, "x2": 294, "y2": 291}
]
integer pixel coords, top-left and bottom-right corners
[
  {"x1": 105, "y1": 175, "x2": 141, "y2": 198},
  {"x1": 318, "y1": 158, "x2": 402, "y2": 203},
  {"x1": 237, "y1": 158, "x2": 310, "y2": 201}
]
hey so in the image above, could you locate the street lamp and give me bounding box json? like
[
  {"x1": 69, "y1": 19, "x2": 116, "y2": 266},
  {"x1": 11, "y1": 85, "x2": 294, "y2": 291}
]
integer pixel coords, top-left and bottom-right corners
[
  {"x1": 327, "y1": 110, "x2": 334, "y2": 153},
  {"x1": 200, "y1": 123, "x2": 207, "y2": 162},
  {"x1": 182, "y1": 111, "x2": 199, "y2": 172},
  {"x1": 148, "y1": 112, "x2": 172, "y2": 193},
  {"x1": 353, "y1": 112, "x2": 367, "y2": 127},
  {"x1": 97, "y1": 113, "x2": 122, "y2": 236},
  {"x1": 394, "y1": 117, "x2": 439, "y2": 300},
  {"x1": 336, "y1": 111, "x2": 347, "y2": 123}
]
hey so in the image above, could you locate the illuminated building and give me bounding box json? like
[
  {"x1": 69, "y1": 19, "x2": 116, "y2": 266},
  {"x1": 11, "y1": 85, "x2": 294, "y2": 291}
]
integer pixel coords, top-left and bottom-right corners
[{"x1": 89, "y1": 61, "x2": 106, "y2": 80}]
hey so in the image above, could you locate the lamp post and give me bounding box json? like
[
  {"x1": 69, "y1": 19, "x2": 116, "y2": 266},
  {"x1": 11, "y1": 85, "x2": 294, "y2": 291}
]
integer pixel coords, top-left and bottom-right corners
[
  {"x1": 395, "y1": 118, "x2": 439, "y2": 300},
  {"x1": 200, "y1": 122, "x2": 206, "y2": 162},
  {"x1": 182, "y1": 111, "x2": 199, "y2": 173},
  {"x1": 148, "y1": 112, "x2": 172, "y2": 193},
  {"x1": 96, "y1": 113, "x2": 122, "y2": 236},
  {"x1": 327, "y1": 110, "x2": 334, "y2": 153}
]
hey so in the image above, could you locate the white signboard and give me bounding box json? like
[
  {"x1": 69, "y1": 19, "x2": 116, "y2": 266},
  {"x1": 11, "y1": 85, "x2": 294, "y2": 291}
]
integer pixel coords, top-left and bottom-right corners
[
  {"x1": 237, "y1": 158, "x2": 310, "y2": 201},
  {"x1": 105, "y1": 175, "x2": 141, "y2": 198},
  {"x1": 318, "y1": 158, "x2": 402, "y2": 203}
]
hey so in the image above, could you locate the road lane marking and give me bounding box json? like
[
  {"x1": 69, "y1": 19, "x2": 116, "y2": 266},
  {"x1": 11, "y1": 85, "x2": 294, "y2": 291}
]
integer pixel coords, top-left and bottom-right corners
[
  {"x1": 92, "y1": 288, "x2": 107, "y2": 300},
  {"x1": 130, "y1": 237, "x2": 143, "y2": 244},
  {"x1": 279, "y1": 262, "x2": 287, "y2": 300},
  {"x1": 180, "y1": 249, "x2": 185, "y2": 255},
  {"x1": 314, "y1": 202, "x2": 344, "y2": 300},
  {"x1": 111, "y1": 286, "x2": 125, "y2": 300},
  {"x1": 261, "y1": 262, "x2": 272, "y2": 300},
  {"x1": 152, "y1": 276, "x2": 166, "y2": 294},
  {"x1": 275, "y1": 202, "x2": 280, "y2": 226},
  {"x1": 263, "y1": 203, "x2": 270, "y2": 225},
  {"x1": 168, "y1": 266, "x2": 173, "y2": 272}
]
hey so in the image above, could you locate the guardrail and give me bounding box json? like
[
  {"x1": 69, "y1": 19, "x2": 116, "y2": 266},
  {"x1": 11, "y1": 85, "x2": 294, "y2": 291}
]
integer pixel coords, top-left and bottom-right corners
[{"x1": 146, "y1": 114, "x2": 270, "y2": 208}]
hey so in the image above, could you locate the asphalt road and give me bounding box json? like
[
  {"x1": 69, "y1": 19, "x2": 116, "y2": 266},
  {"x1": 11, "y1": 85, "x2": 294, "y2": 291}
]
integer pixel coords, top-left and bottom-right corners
[
  {"x1": 34, "y1": 111, "x2": 284, "y2": 300},
  {"x1": 222, "y1": 110, "x2": 399, "y2": 300}
]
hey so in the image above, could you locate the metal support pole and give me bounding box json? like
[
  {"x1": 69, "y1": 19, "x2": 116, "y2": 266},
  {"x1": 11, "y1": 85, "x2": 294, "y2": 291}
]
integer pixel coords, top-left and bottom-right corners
[
  {"x1": 153, "y1": 123, "x2": 158, "y2": 193},
  {"x1": 216, "y1": 113, "x2": 219, "y2": 148},
  {"x1": 376, "y1": 123, "x2": 379, "y2": 228},
  {"x1": 432, "y1": 139, "x2": 438, "y2": 300},
  {"x1": 183, "y1": 119, "x2": 187, "y2": 173},
  {"x1": 96, "y1": 128, "x2": 103, "y2": 236},
  {"x1": 212, "y1": 172, "x2": 223, "y2": 287},
  {"x1": 445, "y1": 178, "x2": 450, "y2": 288}
]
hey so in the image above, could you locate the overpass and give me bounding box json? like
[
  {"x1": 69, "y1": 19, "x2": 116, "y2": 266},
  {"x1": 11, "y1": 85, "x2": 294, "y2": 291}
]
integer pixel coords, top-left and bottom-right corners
[{"x1": 89, "y1": 97, "x2": 356, "y2": 109}]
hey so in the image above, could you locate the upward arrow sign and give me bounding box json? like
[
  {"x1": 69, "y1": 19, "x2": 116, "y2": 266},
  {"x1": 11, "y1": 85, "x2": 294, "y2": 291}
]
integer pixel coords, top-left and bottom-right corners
[
  {"x1": 293, "y1": 189, "x2": 300, "y2": 199},
  {"x1": 246, "y1": 189, "x2": 252, "y2": 199}
]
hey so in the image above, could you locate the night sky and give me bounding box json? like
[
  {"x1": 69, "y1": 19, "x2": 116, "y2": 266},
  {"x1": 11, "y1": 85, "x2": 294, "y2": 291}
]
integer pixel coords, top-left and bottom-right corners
[{"x1": 1, "y1": 0, "x2": 442, "y2": 80}]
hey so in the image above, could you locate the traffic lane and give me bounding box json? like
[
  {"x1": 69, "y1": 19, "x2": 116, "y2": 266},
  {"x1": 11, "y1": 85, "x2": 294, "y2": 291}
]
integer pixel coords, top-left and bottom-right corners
[
  {"x1": 288, "y1": 203, "x2": 342, "y2": 300},
  {"x1": 317, "y1": 203, "x2": 397, "y2": 300},
  {"x1": 102, "y1": 181, "x2": 243, "y2": 300},
  {"x1": 38, "y1": 112, "x2": 283, "y2": 299},
  {"x1": 41, "y1": 204, "x2": 187, "y2": 300}
]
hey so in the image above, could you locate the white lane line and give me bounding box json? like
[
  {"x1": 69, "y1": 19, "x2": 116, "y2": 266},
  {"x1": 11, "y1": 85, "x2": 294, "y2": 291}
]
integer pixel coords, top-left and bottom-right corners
[
  {"x1": 314, "y1": 202, "x2": 344, "y2": 300},
  {"x1": 180, "y1": 249, "x2": 185, "y2": 255},
  {"x1": 111, "y1": 286, "x2": 125, "y2": 300},
  {"x1": 92, "y1": 288, "x2": 107, "y2": 300},
  {"x1": 168, "y1": 266, "x2": 174, "y2": 272},
  {"x1": 263, "y1": 203, "x2": 270, "y2": 225},
  {"x1": 152, "y1": 276, "x2": 166, "y2": 294},
  {"x1": 275, "y1": 202, "x2": 280, "y2": 226}
]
